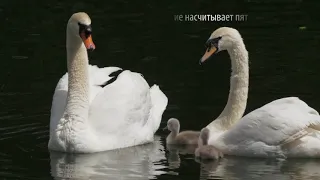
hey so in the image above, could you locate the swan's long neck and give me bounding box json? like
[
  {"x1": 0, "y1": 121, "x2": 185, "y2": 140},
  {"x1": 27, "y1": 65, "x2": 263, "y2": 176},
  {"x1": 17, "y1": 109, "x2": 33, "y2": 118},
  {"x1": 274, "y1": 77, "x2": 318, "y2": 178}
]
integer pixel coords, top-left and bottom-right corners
[
  {"x1": 167, "y1": 127, "x2": 179, "y2": 142},
  {"x1": 64, "y1": 29, "x2": 90, "y2": 120},
  {"x1": 168, "y1": 131, "x2": 178, "y2": 139},
  {"x1": 208, "y1": 40, "x2": 249, "y2": 131}
]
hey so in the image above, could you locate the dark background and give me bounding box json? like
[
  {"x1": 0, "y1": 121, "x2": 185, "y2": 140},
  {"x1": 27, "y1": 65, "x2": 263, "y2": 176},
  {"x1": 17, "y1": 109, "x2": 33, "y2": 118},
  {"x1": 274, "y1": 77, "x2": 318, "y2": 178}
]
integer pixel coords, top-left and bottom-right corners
[{"x1": 1, "y1": 0, "x2": 320, "y2": 179}]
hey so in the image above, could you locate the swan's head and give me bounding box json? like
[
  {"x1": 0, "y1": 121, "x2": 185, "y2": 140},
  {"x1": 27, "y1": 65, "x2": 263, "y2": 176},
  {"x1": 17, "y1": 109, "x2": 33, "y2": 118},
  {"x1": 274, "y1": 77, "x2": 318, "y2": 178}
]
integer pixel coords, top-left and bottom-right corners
[
  {"x1": 67, "y1": 12, "x2": 95, "y2": 50},
  {"x1": 200, "y1": 128, "x2": 210, "y2": 145},
  {"x1": 200, "y1": 27, "x2": 242, "y2": 64},
  {"x1": 164, "y1": 118, "x2": 180, "y2": 133}
]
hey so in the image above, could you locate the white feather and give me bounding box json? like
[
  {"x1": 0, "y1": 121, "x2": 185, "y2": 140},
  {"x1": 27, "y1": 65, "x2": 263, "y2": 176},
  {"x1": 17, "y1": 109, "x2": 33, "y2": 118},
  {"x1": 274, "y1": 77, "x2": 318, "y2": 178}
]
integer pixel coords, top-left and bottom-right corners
[
  {"x1": 203, "y1": 27, "x2": 320, "y2": 158},
  {"x1": 217, "y1": 97, "x2": 320, "y2": 157},
  {"x1": 50, "y1": 65, "x2": 168, "y2": 152},
  {"x1": 49, "y1": 13, "x2": 167, "y2": 153}
]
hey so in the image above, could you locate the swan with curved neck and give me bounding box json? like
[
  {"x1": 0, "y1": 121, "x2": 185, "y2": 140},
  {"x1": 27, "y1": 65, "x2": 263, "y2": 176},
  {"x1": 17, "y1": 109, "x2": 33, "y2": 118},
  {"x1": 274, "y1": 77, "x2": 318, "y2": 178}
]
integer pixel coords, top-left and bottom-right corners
[
  {"x1": 65, "y1": 13, "x2": 94, "y2": 120},
  {"x1": 199, "y1": 27, "x2": 320, "y2": 158},
  {"x1": 48, "y1": 12, "x2": 168, "y2": 153},
  {"x1": 201, "y1": 27, "x2": 249, "y2": 134}
]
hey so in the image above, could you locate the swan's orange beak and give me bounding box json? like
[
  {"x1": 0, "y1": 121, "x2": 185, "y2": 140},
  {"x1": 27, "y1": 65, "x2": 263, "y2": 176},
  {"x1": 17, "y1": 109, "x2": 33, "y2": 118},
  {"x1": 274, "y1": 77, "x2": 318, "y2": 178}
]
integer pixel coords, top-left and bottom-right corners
[
  {"x1": 80, "y1": 32, "x2": 96, "y2": 50},
  {"x1": 200, "y1": 47, "x2": 217, "y2": 64}
]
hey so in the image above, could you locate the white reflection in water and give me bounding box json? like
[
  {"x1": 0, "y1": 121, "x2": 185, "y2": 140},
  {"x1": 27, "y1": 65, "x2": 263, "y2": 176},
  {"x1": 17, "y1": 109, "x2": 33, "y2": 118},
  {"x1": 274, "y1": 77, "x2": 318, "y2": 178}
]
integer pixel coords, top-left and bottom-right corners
[
  {"x1": 49, "y1": 135, "x2": 320, "y2": 180},
  {"x1": 165, "y1": 143, "x2": 320, "y2": 180},
  {"x1": 197, "y1": 157, "x2": 320, "y2": 180},
  {"x1": 50, "y1": 136, "x2": 167, "y2": 180}
]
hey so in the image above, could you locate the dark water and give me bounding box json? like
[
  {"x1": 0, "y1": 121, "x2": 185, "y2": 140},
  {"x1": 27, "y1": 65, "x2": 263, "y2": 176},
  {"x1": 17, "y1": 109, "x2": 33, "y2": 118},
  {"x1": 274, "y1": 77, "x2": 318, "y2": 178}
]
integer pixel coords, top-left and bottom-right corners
[{"x1": 1, "y1": 0, "x2": 320, "y2": 179}]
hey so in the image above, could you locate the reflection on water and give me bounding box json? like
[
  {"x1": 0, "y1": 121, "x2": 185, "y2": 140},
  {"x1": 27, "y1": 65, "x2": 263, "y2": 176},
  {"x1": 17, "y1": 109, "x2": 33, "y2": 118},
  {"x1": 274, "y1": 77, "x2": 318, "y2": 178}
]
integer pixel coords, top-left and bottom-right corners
[
  {"x1": 197, "y1": 159, "x2": 222, "y2": 180},
  {"x1": 1, "y1": 132, "x2": 320, "y2": 180},
  {"x1": 1, "y1": 0, "x2": 320, "y2": 179},
  {"x1": 164, "y1": 143, "x2": 320, "y2": 180},
  {"x1": 50, "y1": 136, "x2": 167, "y2": 180},
  {"x1": 166, "y1": 144, "x2": 198, "y2": 170},
  {"x1": 195, "y1": 158, "x2": 320, "y2": 180},
  {"x1": 167, "y1": 144, "x2": 198, "y2": 155}
]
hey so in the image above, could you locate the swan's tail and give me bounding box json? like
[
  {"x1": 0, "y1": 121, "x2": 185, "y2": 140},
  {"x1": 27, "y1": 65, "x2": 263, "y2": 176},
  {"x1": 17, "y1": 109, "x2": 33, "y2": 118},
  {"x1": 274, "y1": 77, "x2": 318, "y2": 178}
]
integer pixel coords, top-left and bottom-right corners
[
  {"x1": 294, "y1": 97, "x2": 320, "y2": 131},
  {"x1": 273, "y1": 97, "x2": 320, "y2": 131},
  {"x1": 149, "y1": 85, "x2": 168, "y2": 133}
]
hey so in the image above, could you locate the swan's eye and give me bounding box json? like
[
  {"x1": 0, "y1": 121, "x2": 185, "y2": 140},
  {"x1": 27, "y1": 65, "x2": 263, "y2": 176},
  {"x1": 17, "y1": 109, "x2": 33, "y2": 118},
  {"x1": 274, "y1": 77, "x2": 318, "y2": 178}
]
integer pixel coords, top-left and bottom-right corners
[
  {"x1": 78, "y1": 22, "x2": 92, "y2": 38},
  {"x1": 84, "y1": 27, "x2": 92, "y2": 38},
  {"x1": 78, "y1": 22, "x2": 96, "y2": 50},
  {"x1": 205, "y1": 42, "x2": 212, "y2": 49},
  {"x1": 205, "y1": 37, "x2": 222, "y2": 50}
]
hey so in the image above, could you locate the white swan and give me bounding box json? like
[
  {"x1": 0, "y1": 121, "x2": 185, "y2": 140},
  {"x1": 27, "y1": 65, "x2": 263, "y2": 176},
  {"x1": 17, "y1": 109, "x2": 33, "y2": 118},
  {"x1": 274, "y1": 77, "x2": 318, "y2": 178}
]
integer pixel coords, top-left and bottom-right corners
[
  {"x1": 199, "y1": 27, "x2": 320, "y2": 158},
  {"x1": 48, "y1": 12, "x2": 168, "y2": 153}
]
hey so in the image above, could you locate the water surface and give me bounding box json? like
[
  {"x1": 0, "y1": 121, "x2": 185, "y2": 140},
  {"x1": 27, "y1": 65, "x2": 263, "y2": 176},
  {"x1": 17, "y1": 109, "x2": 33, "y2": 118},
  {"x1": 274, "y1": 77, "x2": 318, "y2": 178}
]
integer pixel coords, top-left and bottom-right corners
[{"x1": 1, "y1": 0, "x2": 320, "y2": 179}]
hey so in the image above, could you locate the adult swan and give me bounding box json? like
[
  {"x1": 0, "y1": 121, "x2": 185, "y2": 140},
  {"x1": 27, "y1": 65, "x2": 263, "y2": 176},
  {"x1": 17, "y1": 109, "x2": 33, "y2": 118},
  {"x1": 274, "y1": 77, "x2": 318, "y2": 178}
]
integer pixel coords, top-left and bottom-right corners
[
  {"x1": 48, "y1": 12, "x2": 168, "y2": 153},
  {"x1": 199, "y1": 27, "x2": 320, "y2": 158}
]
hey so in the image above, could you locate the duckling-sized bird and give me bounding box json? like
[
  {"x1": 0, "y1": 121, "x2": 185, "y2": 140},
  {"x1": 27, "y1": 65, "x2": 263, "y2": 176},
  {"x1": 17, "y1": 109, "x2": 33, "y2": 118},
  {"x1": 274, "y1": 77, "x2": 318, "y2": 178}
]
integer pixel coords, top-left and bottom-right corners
[
  {"x1": 164, "y1": 118, "x2": 200, "y2": 145},
  {"x1": 195, "y1": 128, "x2": 223, "y2": 160}
]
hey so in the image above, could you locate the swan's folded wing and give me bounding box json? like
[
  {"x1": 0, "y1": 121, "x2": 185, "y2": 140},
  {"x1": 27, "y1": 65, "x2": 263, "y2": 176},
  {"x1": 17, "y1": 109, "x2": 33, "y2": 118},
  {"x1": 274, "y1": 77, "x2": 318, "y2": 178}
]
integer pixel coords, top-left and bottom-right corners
[
  {"x1": 50, "y1": 73, "x2": 69, "y2": 130},
  {"x1": 222, "y1": 97, "x2": 320, "y2": 146},
  {"x1": 50, "y1": 65, "x2": 122, "y2": 126},
  {"x1": 89, "y1": 65, "x2": 122, "y2": 87},
  {"x1": 88, "y1": 70, "x2": 152, "y2": 137},
  {"x1": 148, "y1": 85, "x2": 168, "y2": 133}
]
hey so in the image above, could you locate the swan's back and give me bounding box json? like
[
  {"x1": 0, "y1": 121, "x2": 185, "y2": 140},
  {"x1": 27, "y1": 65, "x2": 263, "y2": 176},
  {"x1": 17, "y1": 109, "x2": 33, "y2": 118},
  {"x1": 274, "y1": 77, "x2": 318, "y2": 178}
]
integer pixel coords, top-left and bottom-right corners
[
  {"x1": 89, "y1": 69, "x2": 167, "y2": 150},
  {"x1": 50, "y1": 65, "x2": 122, "y2": 132},
  {"x1": 89, "y1": 70, "x2": 151, "y2": 135},
  {"x1": 50, "y1": 65, "x2": 168, "y2": 151},
  {"x1": 217, "y1": 97, "x2": 320, "y2": 157},
  {"x1": 149, "y1": 85, "x2": 168, "y2": 133}
]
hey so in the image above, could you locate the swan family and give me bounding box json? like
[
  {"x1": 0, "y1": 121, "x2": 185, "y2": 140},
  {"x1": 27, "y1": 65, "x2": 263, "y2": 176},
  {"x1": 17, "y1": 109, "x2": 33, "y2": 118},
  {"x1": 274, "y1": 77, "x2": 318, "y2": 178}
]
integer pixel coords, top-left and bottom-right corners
[{"x1": 49, "y1": 12, "x2": 320, "y2": 158}]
